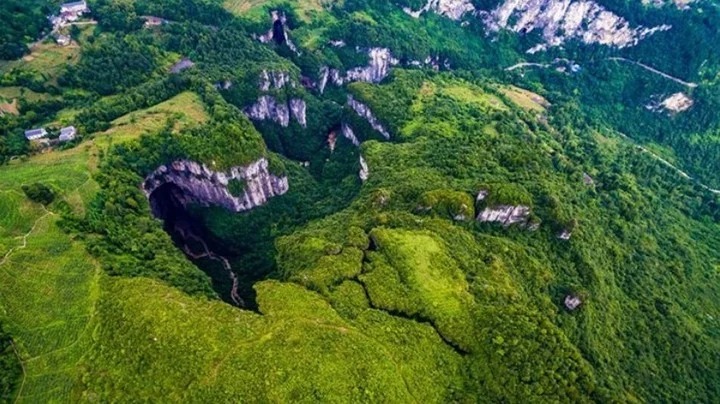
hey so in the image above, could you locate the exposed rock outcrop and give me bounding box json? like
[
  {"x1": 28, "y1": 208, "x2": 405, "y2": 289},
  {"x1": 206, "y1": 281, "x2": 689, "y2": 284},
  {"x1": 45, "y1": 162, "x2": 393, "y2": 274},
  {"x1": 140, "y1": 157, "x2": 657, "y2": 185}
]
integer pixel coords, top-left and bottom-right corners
[
  {"x1": 341, "y1": 123, "x2": 360, "y2": 146},
  {"x1": 319, "y1": 48, "x2": 399, "y2": 93},
  {"x1": 347, "y1": 95, "x2": 390, "y2": 139},
  {"x1": 245, "y1": 96, "x2": 307, "y2": 128},
  {"x1": 359, "y1": 155, "x2": 370, "y2": 182},
  {"x1": 403, "y1": 0, "x2": 475, "y2": 20},
  {"x1": 480, "y1": 0, "x2": 671, "y2": 50},
  {"x1": 564, "y1": 294, "x2": 582, "y2": 310},
  {"x1": 259, "y1": 70, "x2": 294, "y2": 91},
  {"x1": 660, "y1": 92, "x2": 693, "y2": 113},
  {"x1": 258, "y1": 11, "x2": 299, "y2": 53},
  {"x1": 477, "y1": 205, "x2": 531, "y2": 226},
  {"x1": 557, "y1": 229, "x2": 572, "y2": 240},
  {"x1": 143, "y1": 158, "x2": 289, "y2": 213}
]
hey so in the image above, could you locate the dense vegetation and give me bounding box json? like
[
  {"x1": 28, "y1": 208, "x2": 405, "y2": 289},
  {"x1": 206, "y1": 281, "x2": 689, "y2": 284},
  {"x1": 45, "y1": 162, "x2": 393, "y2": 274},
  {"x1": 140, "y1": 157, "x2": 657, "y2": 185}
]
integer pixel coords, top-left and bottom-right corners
[
  {"x1": 0, "y1": 0, "x2": 51, "y2": 60},
  {"x1": 0, "y1": 324, "x2": 21, "y2": 401},
  {"x1": 0, "y1": 0, "x2": 719, "y2": 401}
]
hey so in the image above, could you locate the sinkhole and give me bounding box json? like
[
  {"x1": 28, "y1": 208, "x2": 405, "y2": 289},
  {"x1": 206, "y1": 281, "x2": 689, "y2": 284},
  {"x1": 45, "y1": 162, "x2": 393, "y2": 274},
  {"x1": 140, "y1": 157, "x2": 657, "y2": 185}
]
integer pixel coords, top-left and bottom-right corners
[{"x1": 148, "y1": 182, "x2": 260, "y2": 310}]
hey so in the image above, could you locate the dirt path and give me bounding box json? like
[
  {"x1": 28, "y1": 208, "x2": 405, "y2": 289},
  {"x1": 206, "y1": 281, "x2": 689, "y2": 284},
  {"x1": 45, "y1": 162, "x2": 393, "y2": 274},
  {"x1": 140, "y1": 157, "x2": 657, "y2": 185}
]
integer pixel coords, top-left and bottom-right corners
[
  {"x1": 607, "y1": 57, "x2": 698, "y2": 88},
  {"x1": 0, "y1": 210, "x2": 54, "y2": 267}
]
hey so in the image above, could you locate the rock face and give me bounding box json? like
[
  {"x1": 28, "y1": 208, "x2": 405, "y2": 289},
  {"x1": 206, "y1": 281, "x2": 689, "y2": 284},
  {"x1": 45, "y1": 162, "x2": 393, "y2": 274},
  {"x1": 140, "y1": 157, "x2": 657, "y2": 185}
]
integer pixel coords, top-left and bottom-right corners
[
  {"x1": 245, "y1": 96, "x2": 307, "y2": 127},
  {"x1": 558, "y1": 229, "x2": 572, "y2": 240},
  {"x1": 347, "y1": 95, "x2": 390, "y2": 139},
  {"x1": 480, "y1": 0, "x2": 671, "y2": 50},
  {"x1": 341, "y1": 123, "x2": 360, "y2": 147},
  {"x1": 403, "y1": 0, "x2": 475, "y2": 20},
  {"x1": 660, "y1": 92, "x2": 693, "y2": 113},
  {"x1": 319, "y1": 48, "x2": 399, "y2": 93},
  {"x1": 143, "y1": 158, "x2": 289, "y2": 213},
  {"x1": 564, "y1": 295, "x2": 582, "y2": 310},
  {"x1": 359, "y1": 155, "x2": 370, "y2": 182},
  {"x1": 258, "y1": 11, "x2": 299, "y2": 53},
  {"x1": 477, "y1": 205, "x2": 531, "y2": 226},
  {"x1": 259, "y1": 70, "x2": 293, "y2": 91}
]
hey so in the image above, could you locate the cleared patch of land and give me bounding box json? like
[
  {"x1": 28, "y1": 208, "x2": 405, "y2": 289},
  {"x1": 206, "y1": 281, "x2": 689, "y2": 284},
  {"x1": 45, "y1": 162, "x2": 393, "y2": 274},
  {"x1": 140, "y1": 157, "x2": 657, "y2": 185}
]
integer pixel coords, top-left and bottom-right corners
[
  {"x1": 0, "y1": 41, "x2": 80, "y2": 81},
  {"x1": 100, "y1": 91, "x2": 208, "y2": 144},
  {"x1": 498, "y1": 85, "x2": 549, "y2": 112},
  {"x1": 223, "y1": 0, "x2": 341, "y2": 22}
]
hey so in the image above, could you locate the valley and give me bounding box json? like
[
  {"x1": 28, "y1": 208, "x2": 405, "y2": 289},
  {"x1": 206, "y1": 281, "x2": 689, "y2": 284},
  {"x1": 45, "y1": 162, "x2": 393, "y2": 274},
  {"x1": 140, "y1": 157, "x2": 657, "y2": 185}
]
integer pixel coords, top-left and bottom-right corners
[{"x1": 0, "y1": 0, "x2": 719, "y2": 401}]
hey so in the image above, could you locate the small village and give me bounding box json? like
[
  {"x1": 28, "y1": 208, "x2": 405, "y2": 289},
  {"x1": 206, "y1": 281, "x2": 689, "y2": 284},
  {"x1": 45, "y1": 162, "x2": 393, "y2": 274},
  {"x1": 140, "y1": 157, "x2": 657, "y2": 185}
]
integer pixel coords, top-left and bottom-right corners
[{"x1": 19, "y1": 1, "x2": 90, "y2": 149}]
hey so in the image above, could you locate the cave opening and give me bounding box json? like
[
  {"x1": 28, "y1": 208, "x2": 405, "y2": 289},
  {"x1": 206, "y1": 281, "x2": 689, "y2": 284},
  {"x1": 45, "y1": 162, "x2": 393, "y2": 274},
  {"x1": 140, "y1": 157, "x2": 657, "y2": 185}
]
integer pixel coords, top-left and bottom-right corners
[
  {"x1": 148, "y1": 182, "x2": 259, "y2": 310},
  {"x1": 272, "y1": 19, "x2": 286, "y2": 45}
]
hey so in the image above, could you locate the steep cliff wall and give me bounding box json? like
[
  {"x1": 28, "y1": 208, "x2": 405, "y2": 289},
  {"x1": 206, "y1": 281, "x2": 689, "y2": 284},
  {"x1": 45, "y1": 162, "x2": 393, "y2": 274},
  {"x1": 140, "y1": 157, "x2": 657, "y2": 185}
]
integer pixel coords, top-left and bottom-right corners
[
  {"x1": 403, "y1": 0, "x2": 475, "y2": 20},
  {"x1": 258, "y1": 10, "x2": 299, "y2": 53},
  {"x1": 259, "y1": 70, "x2": 294, "y2": 91},
  {"x1": 347, "y1": 95, "x2": 390, "y2": 139},
  {"x1": 319, "y1": 48, "x2": 399, "y2": 93},
  {"x1": 143, "y1": 158, "x2": 289, "y2": 213},
  {"x1": 480, "y1": 0, "x2": 670, "y2": 50},
  {"x1": 245, "y1": 96, "x2": 307, "y2": 127}
]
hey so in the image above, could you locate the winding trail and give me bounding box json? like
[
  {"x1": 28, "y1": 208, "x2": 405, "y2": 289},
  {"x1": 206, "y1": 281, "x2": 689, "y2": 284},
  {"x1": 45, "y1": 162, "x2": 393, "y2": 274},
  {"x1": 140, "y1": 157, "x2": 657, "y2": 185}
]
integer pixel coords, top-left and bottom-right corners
[
  {"x1": 0, "y1": 210, "x2": 53, "y2": 268},
  {"x1": 176, "y1": 225, "x2": 244, "y2": 307},
  {"x1": 606, "y1": 57, "x2": 698, "y2": 88}
]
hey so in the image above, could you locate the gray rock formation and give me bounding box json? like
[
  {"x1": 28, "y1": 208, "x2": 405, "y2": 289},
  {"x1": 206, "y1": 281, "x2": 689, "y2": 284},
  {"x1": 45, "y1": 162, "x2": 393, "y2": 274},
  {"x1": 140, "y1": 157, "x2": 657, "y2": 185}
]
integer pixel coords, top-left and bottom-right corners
[
  {"x1": 143, "y1": 158, "x2": 289, "y2": 213},
  {"x1": 480, "y1": 0, "x2": 671, "y2": 50},
  {"x1": 477, "y1": 205, "x2": 531, "y2": 226},
  {"x1": 347, "y1": 95, "x2": 390, "y2": 139},
  {"x1": 359, "y1": 155, "x2": 370, "y2": 182},
  {"x1": 558, "y1": 229, "x2": 572, "y2": 240},
  {"x1": 245, "y1": 96, "x2": 307, "y2": 128},
  {"x1": 289, "y1": 98, "x2": 307, "y2": 127},
  {"x1": 318, "y1": 48, "x2": 399, "y2": 93},
  {"x1": 403, "y1": 0, "x2": 475, "y2": 20},
  {"x1": 259, "y1": 70, "x2": 293, "y2": 91},
  {"x1": 341, "y1": 123, "x2": 360, "y2": 146},
  {"x1": 258, "y1": 11, "x2": 299, "y2": 54},
  {"x1": 564, "y1": 294, "x2": 582, "y2": 310}
]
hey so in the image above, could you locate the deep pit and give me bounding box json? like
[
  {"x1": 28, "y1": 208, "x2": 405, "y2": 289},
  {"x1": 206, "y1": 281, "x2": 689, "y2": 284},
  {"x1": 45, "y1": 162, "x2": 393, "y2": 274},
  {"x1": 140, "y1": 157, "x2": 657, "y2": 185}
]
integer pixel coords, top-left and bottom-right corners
[{"x1": 148, "y1": 183, "x2": 258, "y2": 309}]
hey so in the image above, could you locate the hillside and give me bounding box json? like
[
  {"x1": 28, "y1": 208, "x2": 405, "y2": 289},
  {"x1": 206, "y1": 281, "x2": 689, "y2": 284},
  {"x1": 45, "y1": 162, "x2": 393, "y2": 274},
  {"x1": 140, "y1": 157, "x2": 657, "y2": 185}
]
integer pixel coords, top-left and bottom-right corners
[{"x1": 1, "y1": 0, "x2": 719, "y2": 402}]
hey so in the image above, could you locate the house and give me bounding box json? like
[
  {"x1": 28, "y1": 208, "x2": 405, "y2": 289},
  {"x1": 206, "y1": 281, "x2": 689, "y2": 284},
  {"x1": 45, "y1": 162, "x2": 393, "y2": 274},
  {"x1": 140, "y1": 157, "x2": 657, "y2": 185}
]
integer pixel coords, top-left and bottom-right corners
[
  {"x1": 56, "y1": 35, "x2": 71, "y2": 46},
  {"x1": 170, "y1": 58, "x2": 195, "y2": 74},
  {"x1": 59, "y1": 126, "x2": 77, "y2": 142},
  {"x1": 60, "y1": 1, "x2": 89, "y2": 15},
  {"x1": 25, "y1": 128, "x2": 48, "y2": 141}
]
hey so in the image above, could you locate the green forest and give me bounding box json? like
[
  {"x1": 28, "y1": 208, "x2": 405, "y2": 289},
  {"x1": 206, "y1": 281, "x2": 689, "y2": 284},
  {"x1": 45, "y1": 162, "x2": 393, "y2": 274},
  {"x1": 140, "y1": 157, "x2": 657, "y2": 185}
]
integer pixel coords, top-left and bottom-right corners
[{"x1": 0, "y1": 0, "x2": 719, "y2": 401}]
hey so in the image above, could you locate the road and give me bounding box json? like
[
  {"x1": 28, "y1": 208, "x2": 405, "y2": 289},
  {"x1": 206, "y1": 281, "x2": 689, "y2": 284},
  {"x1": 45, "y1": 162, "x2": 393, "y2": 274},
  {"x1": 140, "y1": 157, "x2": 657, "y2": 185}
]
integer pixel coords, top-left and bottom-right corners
[
  {"x1": 616, "y1": 132, "x2": 720, "y2": 194},
  {"x1": 607, "y1": 57, "x2": 698, "y2": 88}
]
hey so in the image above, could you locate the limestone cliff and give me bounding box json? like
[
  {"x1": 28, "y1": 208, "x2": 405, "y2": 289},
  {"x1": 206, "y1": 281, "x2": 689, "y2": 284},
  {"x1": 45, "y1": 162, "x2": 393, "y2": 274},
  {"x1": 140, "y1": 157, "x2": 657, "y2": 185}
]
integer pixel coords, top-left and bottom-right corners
[
  {"x1": 258, "y1": 10, "x2": 299, "y2": 53},
  {"x1": 341, "y1": 123, "x2": 360, "y2": 146},
  {"x1": 319, "y1": 48, "x2": 399, "y2": 93},
  {"x1": 403, "y1": 0, "x2": 475, "y2": 20},
  {"x1": 359, "y1": 155, "x2": 370, "y2": 181},
  {"x1": 143, "y1": 158, "x2": 289, "y2": 213},
  {"x1": 347, "y1": 95, "x2": 390, "y2": 139},
  {"x1": 259, "y1": 70, "x2": 294, "y2": 91},
  {"x1": 245, "y1": 96, "x2": 307, "y2": 128},
  {"x1": 477, "y1": 205, "x2": 531, "y2": 226},
  {"x1": 480, "y1": 0, "x2": 670, "y2": 50}
]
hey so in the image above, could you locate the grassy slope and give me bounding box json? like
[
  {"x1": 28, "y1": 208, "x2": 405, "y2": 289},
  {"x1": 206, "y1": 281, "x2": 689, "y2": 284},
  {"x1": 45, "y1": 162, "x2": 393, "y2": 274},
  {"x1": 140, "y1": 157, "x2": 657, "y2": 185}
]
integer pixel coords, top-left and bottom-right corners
[
  {"x1": 0, "y1": 144, "x2": 100, "y2": 403},
  {"x1": 101, "y1": 91, "x2": 209, "y2": 143},
  {"x1": 0, "y1": 93, "x2": 212, "y2": 401}
]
